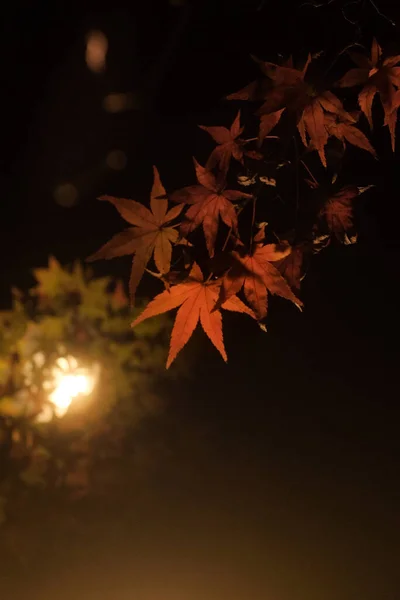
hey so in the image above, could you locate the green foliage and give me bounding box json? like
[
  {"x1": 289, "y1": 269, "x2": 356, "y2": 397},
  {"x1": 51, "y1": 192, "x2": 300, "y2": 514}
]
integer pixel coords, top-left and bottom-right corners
[{"x1": 0, "y1": 257, "x2": 174, "y2": 523}]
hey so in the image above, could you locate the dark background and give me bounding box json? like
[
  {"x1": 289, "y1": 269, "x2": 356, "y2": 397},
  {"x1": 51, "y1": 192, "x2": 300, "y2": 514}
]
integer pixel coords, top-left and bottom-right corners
[{"x1": 1, "y1": 1, "x2": 400, "y2": 599}]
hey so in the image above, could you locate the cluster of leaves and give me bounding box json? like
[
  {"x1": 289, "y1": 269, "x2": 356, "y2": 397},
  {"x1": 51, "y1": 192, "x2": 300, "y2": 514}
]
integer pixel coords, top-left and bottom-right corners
[
  {"x1": 89, "y1": 38, "x2": 399, "y2": 367},
  {"x1": 0, "y1": 258, "x2": 172, "y2": 522}
]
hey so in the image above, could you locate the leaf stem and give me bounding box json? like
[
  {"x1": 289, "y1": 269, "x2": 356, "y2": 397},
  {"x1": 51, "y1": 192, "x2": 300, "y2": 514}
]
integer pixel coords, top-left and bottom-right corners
[
  {"x1": 250, "y1": 196, "x2": 257, "y2": 245},
  {"x1": 243, "y1": 136, "x2": 279, "y2": 142},
  {"x1": 300, "y1": 159, "x2": 319, "y2": 188},
  {"x1": 322, "y1": 42, "x2": 365, "y2": 77},
  {"x1": 293, "y1": 136, "x2": 300, "y2": 218},
  {"x1": 205, "y1": 195, "x2": 254, "y2": 283}
]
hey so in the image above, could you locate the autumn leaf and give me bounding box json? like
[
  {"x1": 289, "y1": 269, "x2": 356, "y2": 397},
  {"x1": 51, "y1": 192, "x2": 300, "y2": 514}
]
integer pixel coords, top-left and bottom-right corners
[
  {"x1": 337, "y1": 38, "x2": 400, "y2": 150},
  {"x1": 384, "y1": 89, "x2": 400, "y2": 151},
  {"x1": 87, "y1": 166, "x2": 183, "y2": 303},
  {"x1": 131, "y1": 263, "x2": 256, "y2": 367},
  {"x1": 199, "y1": 110, "x2": 244, "y2": 175},
  {"x1": 243, "y1": 149, "x2": 264, "y2": 161},
  {"x1": 221, "y1": 229, "x2": 303, "y2": 320},
  {"x1": 228, "y1": 54, "x2": 353, "y2": 166},
  {"x1": 258, "y1": 109, "x2": 285, "y2": 142},
  {"x1": 324, "y1": 112, "x2": 377, "y2": 157},
  {"x1": 275, "y1": 243, "x2": 307, "y2": 290},
  {"x1": 316, "y1": 186, "x2": 373, "y2": 242},
  {"x1": 170, "y1": 159, "x2": 252, "y2": 257}
]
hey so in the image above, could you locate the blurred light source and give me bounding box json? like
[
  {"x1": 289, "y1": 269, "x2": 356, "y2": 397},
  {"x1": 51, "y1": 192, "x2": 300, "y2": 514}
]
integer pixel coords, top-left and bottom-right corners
[
  {"x1": 54, "y1": 183, "x2": 78, "y2": 207},
  {"x1": 103, "y1": 92, "x2": 134, "y2": 113},
  {"x1": 85, "y1": 30, "x2": 108, "y2": 73},
  {"x1": 38, "y1": 356, "x2": 99, "y2": 422},
  {"x1": 106, "y1": 150, "x2": 127, "y2": 171}
]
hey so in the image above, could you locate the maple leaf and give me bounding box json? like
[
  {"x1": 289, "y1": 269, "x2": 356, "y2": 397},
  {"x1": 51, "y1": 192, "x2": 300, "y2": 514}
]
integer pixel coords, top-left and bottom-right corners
[
  {"x1": 323, "y1": 112, "x2": 377, "y2": 158},
  {"x1": 87, "y1": 167, "x2": 184, "y2": 303},
  {"x1": 275, "y1": 243, "x2": 307, "y2": 290},
  {"x1": 384, "y1": 89, "x2": 400, "y2": 151},
  {"x1": 131, "y1": 263, "x2": 256, "y2": 367},
  {"x1": 170, "y1": 159, "x2": 252, "y2": 257},
  {"x1": 32, "y1": 256, "x2": 74, "y2": 298},
  {"x1": 228, "y1": 54, "x2": 353, "y2": 166},
  {"x1": 337, "y1": 38, "x2": 400, "y2": 150},
  {"x1": 221, "y1": 227, "x2": 303, "y2": 321},
  {"x1": 199, "y1": 110, "x2": 245, "y2": 176},
  {"x1": 316, "y1": 186, "x2": 370, "y2": 242},
  {"x1": 292, "y1": 89, "x2": 356, "y2": 166}
]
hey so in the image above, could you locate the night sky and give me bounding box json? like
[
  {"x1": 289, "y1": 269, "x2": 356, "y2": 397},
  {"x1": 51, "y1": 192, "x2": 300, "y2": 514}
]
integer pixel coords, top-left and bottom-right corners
[{"x1": 1, "y1": 1, "x2": 400, "y2": 599}]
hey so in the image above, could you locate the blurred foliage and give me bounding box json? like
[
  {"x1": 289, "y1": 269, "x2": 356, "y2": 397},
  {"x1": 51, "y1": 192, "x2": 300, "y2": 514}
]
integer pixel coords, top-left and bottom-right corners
[{"x1": 0, "y1": 257, "x2": 176, "y2": 525}]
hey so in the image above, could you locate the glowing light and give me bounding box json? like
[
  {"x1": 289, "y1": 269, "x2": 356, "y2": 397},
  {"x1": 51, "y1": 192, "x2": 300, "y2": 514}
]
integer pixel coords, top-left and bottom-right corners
[
  {"x1": 103, "y1": 92, "x2": 134, "y2": 113},
  {"x1": 37, "y1": 356, "x2": 99, "y2": 422},
  {"x1": 106, "y1": 149, "x2": 127, "y2": 170},
  {"x1": 85, "y1": 30, "x2": 108, "y2": 73},
  {"x1": 49, "y1": 373, "x2": 93, "y2": 417}
]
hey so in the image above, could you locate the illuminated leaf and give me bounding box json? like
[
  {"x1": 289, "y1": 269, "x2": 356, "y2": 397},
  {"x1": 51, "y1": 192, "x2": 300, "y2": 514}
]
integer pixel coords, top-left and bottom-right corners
[
  {"x1": 132, "y1": 263, "x2": 255, "y2": 367},
  {"x1": 199, "y1": 110, "x2": 245, "y2": 175},
  {"x1": 170, "y1": 159, "x2": 252, "y2": 256},
  {"x1": 221, "y1": 232, "x2": 302, "y2": 321},
  {"x1": 87, "y1": 167, "x2": 183, "y2": 303},
  {"x1": 337, "y1": 38, "x2": 400, "y2": 149}
]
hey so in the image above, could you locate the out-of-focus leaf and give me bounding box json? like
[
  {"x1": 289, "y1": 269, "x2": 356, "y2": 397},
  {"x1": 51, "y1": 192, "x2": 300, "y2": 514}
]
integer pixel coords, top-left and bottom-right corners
[
  {"x1": 0, "y1": 396, "x2": 25, "y2": 418},
  {"x1": 19, "y1": 447, "x2": 50, "y2": 487}
]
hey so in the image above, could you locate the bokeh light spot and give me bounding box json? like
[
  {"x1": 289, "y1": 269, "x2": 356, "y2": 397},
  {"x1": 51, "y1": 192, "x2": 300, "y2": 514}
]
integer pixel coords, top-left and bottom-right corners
[
  {"x1": 85, "y1": 30, "x2": 108, "y2": 73},
  {"x1": 106, "y1": 150, "x2": 127, "y2": 170},
  {"x1": 103, "y1": 92, "x2": 134, "y2": 113},
  {"x1": 54, "y1": 183, "x2": 79, "y2": 207}
]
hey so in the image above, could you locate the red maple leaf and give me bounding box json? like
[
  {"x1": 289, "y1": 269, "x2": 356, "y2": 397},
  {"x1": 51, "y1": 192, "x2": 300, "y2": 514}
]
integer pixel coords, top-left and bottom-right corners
[
  {"x1": 317, "y1": 186, "x2": 363, "y2": 241},
  {"x1": 298, "y1": 91, "x2": 359, "y2": 166},
  {"x1": 275, "y1": 243, "x2": 307, "y2": 290},
  {"x1": 323, "y1": 112, "x2": 377, "y2": 157},
  {"x1": 337, "y1": 38, "x2": 400, "y2": 150},
  {"x1": 384, "y1": 89, "x2": 400, "y2": 150},
  {"x1": 221, "y1": 227, "x2": 303, "y2": 320},
  {"x1": 87, "y1": 166, "x2": 183, "y2": 303},
  {"x1": 170, "y1": 159, "x2": 252, "y2": 257},
  {"x1": 226, "y1": 55, "x2": 298, "y2": 102},
  {"x1": 131, "y1": 263, "x2": 256, "y2": 367},
  {"x1": 228, "y1": 54, "x2": 353, "y2": 166},
  {"x1": 199, "y1": 110, "x2": 245, "y2": 176}
]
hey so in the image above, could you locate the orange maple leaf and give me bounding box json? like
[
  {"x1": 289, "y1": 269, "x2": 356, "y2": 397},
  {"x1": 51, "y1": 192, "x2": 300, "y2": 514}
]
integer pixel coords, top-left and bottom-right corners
[
  {"x1": 221, "y1": 228, "x2": 303, "y2": 320},
  {"x1": 323, "y1": 112, "x2": 377, "y2": 158},
  {"x1": 199, "y1": 110, "x2": 245, "y2": 176},
  {"x1": 337, "y1": 38, "x2": 400, "y2": 150},
  {"x1": 170, "y1": 159, "x2": 252, "y2": 257},
  {"x1": 87, "y1": 166, "x2": 183, "y2": 303},
  {"x1": 131, "y1": 263, "x2": 256, "y2": 367},
  {"x1": 228, "y1": 54, "x2": 353, "y2": 166}
]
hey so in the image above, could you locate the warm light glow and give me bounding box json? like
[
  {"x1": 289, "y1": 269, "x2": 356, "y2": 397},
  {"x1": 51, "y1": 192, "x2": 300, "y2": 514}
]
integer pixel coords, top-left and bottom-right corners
[
  {"x1": 49, "y1": 373, "x2": 93, "y2": 417},
  {"x1": 37, "y1": 356, "x2": 99, "y2": 421},
  {"x1": 103, "y1": 92, "x2": 134, "y2": 113},
  {"x1": 85, "y1": 30, "x2": 108, "y2": 72}
]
